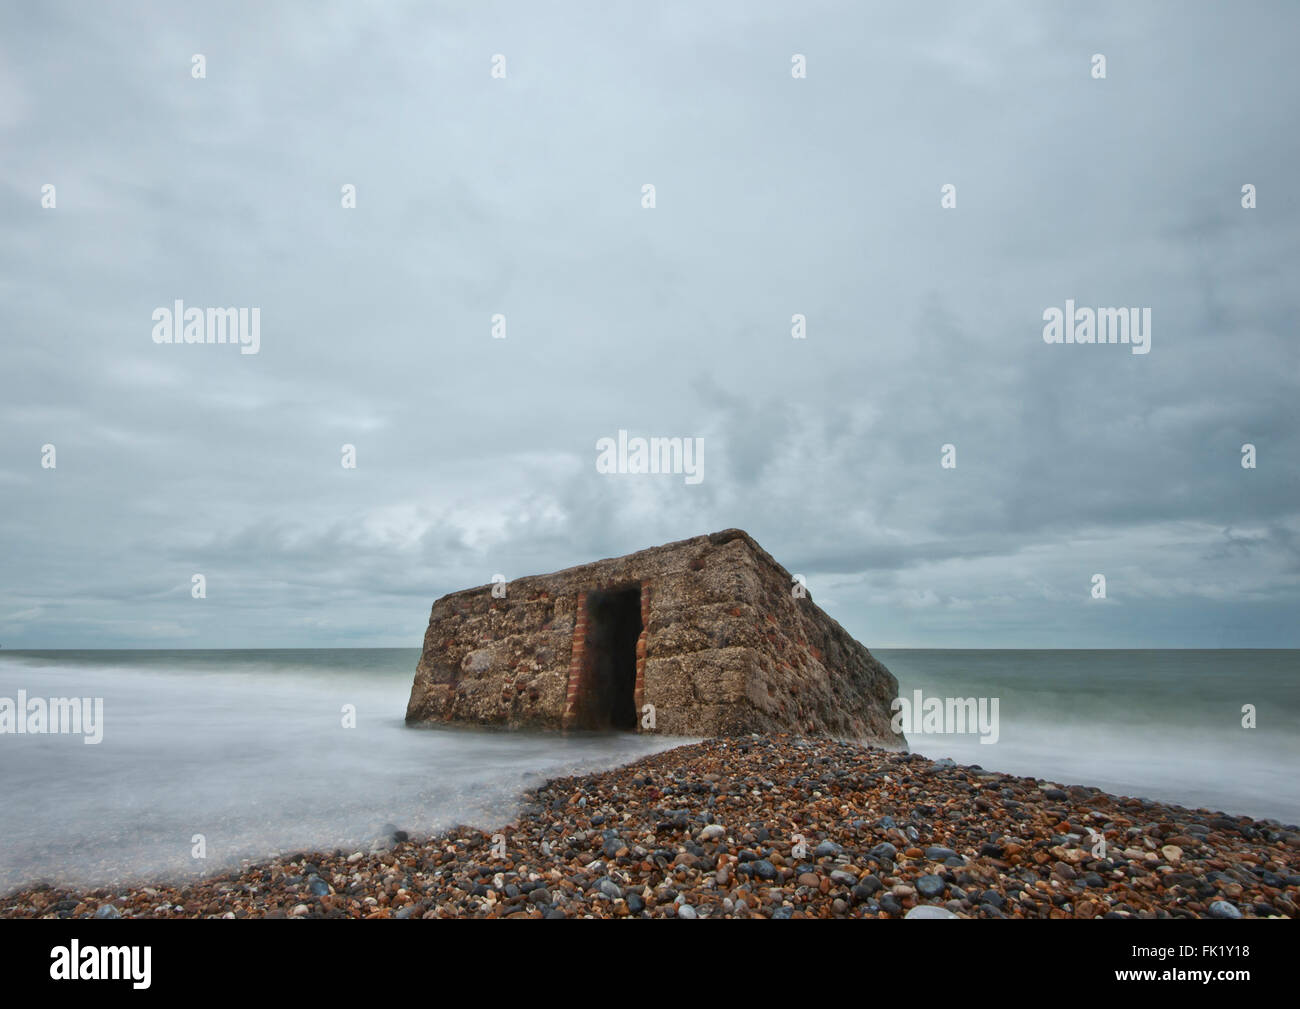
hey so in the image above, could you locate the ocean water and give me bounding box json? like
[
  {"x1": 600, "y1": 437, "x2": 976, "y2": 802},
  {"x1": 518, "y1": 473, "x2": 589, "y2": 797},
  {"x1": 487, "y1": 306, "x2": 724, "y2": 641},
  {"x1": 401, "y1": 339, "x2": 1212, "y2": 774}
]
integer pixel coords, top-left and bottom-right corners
[
  {"x1": 875, "y1": 649, "x2": 1299, "y2": 827},
  {"x1": 0, "y1": 649, "x2": 682, "y2": 894},
  {"x1": 0, "y1": 648, "x2": 1295, "y2": 893}
]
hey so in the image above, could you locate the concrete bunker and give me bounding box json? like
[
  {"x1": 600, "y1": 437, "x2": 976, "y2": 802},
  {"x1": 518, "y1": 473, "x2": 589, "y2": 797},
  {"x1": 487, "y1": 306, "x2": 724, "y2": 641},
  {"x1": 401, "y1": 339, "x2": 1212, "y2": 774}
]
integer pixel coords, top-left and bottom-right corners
[{"x1": 405, "y1": 528, "x2": 903, "y2": 745}]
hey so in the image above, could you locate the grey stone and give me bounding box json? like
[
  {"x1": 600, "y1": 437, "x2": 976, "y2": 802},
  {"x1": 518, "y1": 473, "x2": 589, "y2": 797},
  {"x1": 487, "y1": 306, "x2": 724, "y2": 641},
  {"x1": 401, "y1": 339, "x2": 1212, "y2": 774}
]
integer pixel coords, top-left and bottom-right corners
[
  {"x1": 916, "y1": 874, "x2": 946, "y2": 899},
  {"x1": 905, "y1": 905, "x2": 960, "y2": 919}
]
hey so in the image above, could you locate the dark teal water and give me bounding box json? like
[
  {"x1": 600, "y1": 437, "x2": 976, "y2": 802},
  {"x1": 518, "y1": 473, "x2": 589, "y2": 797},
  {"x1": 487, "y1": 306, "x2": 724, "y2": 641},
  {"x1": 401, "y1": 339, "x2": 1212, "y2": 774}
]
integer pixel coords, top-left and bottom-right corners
[{"x1": 0, "y1": 648, "x2": 1295, "y2": 891}]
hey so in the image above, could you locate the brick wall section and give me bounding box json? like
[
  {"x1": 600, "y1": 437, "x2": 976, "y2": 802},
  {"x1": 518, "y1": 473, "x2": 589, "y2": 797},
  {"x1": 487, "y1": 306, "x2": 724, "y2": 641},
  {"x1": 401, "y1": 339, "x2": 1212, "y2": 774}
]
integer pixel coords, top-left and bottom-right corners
[
  {"x1": 561, "y1": 590, "x2": 588, "y2": 730},
  {"x1": 633, "y1": 580, "x2": 650, "y2": 731}
]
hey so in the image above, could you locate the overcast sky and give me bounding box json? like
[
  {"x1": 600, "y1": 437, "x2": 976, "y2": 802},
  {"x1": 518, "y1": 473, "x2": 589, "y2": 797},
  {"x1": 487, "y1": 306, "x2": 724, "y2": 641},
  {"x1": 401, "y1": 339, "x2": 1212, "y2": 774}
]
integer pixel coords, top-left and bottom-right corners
[{"x1": 2, "y1": 1, "x2": 1297, "y2": 649}]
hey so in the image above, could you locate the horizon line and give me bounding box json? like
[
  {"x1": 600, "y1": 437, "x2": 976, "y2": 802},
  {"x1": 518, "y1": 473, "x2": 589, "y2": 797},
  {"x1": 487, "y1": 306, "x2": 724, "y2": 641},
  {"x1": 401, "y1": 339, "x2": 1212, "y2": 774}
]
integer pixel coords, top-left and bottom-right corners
[{"x1": 2, "y1": 645, "x2": 1297, "y2": 653}]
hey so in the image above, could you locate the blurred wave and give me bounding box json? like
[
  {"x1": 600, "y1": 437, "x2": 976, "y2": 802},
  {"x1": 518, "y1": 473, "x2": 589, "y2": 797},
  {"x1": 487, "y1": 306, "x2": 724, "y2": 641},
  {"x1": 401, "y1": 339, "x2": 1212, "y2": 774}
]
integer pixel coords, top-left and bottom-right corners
[
  {"x1": 0, "y1": 649, "x2": 681, "y2": 892},
  {"x1": 877, "y1": 649, "x2": 1299, "y2": 824}
]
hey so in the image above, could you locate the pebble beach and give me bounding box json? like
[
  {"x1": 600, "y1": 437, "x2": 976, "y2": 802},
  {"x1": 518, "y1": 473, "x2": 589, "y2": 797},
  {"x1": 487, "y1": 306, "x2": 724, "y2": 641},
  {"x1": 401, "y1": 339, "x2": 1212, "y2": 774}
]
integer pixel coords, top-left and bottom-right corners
[{"x1": 5, "y1": 734, "x2": 1297, "y2": 919}]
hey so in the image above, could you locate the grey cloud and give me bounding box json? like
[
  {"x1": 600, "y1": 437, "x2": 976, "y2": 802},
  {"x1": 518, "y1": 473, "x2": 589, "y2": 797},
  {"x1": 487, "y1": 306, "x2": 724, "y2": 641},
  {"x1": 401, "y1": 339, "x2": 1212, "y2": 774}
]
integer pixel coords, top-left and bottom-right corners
[{"x1": 1, "y1": 0, "x2": 1297, "y2": 649}]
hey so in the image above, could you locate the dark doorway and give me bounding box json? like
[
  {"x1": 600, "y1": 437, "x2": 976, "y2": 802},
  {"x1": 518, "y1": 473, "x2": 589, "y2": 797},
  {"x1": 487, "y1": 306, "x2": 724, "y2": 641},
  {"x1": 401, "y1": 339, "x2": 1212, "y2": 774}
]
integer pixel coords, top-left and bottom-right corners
[{"x1": 577, "y1": 586, "x2": 641, "y2": 730}]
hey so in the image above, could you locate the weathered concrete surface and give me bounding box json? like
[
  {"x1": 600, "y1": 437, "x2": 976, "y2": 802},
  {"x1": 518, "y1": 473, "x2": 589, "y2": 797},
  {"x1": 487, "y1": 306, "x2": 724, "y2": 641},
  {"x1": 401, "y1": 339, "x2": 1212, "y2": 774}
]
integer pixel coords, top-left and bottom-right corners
[{"x1": 405, "y1": 529, "x2": 902, "y2": 746}]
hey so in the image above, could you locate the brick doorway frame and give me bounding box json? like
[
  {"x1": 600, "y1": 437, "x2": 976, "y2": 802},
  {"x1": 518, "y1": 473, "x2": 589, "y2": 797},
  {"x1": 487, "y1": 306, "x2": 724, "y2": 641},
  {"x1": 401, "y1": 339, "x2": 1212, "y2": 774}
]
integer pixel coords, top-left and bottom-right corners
[{"x1": 562, "y1": 581, "x2": 650, "y2": 731}]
